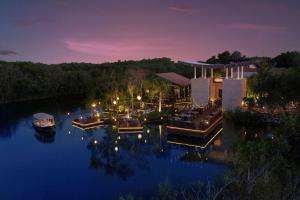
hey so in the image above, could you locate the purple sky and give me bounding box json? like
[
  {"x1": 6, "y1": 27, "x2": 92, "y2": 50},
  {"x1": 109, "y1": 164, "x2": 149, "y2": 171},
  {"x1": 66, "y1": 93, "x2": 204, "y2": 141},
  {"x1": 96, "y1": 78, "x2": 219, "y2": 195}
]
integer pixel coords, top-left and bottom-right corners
[{"x1": 0, "y1": 0, "x2": 299, "y2": 64}]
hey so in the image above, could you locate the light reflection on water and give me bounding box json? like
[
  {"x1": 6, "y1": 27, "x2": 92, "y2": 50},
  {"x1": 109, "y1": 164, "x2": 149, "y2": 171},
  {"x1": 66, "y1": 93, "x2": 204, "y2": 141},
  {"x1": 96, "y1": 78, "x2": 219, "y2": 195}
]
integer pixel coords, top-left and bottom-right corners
[{"x1": 0, "y1": 98, "x2": 236, "y2": 200}]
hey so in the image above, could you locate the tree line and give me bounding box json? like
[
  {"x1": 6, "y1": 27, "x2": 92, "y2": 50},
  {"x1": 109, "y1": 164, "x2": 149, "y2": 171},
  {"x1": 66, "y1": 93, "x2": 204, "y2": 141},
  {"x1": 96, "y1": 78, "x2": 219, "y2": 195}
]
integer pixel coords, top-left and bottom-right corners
[
  {"x1": 1, "y1": 51, "x2": 299, "y2": 104},
  {"x1": 0, "y1": 58, "x2": 192, "y2": 104}
]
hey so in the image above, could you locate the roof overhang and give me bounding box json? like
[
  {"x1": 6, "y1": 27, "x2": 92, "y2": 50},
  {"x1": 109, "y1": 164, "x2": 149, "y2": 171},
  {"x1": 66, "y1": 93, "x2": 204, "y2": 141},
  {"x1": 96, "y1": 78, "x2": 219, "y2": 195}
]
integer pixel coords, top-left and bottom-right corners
[
  {"x1": 179, "y1": 60, "x2": 258, "y2": 69},
  {"x1": 156, "y1": 72, "x2": 191, "y2": 86}
]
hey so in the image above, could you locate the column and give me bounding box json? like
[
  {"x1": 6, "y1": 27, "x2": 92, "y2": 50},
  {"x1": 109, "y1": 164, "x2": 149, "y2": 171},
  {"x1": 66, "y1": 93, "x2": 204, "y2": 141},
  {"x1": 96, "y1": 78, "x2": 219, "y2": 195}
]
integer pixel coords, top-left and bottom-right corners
[
  {"x1": 237, "y1": 67, "x2": 240, "y2": 80},
  {"x1": 211, "y1": 68, "x2": 214, "y2": 78},
  {"x1": 201, "y1": 67, "x2": 204, "y2": 78},
  {"x1": 231, "y1": 68, "x2": 233, "y2": 79},
  {"x1": 204, "y1": 68, "x2": 207, "y2": 78},
  {"x1": 241, "y1": 66, "x2": 244, "y2": 79},
  {"x1": 225, "y1": 68, "x2": 228, "y2": 79},
  {"x1": 193, "y1": 66, "x2": 197, "y2": 79}
]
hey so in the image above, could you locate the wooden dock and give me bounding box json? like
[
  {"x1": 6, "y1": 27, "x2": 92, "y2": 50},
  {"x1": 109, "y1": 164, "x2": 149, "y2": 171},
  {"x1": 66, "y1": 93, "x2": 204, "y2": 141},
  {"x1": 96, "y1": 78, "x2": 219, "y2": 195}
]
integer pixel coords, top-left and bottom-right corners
[{"x1": 72, "y1": 116, "x2": 104, "y2": 130}]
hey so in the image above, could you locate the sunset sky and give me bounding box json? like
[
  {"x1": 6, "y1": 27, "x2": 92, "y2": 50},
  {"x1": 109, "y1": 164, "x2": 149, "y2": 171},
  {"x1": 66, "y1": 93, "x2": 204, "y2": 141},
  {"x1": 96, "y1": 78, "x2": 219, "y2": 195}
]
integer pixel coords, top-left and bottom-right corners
[{"x1": 0, "y1": 0, "x2": 299, "y2": 64}]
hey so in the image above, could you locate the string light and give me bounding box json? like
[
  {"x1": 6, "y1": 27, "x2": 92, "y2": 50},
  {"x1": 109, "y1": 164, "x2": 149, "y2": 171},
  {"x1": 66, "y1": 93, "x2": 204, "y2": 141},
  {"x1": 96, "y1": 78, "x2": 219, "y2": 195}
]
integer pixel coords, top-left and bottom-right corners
[{"x1": 114, "y1": 146, "x2": 119, "y2": 152}]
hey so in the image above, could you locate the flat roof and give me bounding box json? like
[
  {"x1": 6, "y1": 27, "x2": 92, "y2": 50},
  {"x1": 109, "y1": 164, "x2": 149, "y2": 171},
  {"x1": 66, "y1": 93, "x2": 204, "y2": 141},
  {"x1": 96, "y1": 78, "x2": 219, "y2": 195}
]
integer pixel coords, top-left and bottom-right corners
[
  {"x1": 179, "y1": 60, "x2": 258, "y2": 69},
  {"x1": 156, "y1": 72, "x2": 191, "y2": 86}
]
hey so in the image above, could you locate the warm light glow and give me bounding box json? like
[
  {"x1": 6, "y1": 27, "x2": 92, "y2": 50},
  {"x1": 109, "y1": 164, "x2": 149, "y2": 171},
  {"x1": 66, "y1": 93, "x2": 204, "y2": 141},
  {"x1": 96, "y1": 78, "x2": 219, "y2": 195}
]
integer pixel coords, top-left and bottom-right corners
[
  {"x1": 138, "y1": 134, "x2": 142, "y2": 139},
  {"x1": 116, "y1": 97, "x2": 119, "y2": 100},
  {"x1": 94, "y1": 140, "x2": 98, "y2": 144},
  {"x1": 241, "y1": 100, "x2": 245, "y2": 107},
  {"x1": 147, "y1": 129, "x2": 150, "y2": 133},
  {"x1": 213, "y1": 138, "x2": 221, "y2": 146},
  {"x1": 214, "y1": 77, "x2": 223, "y2": 83},
  {"x1": 160, "y1": 116, "x2": 163, "y2": 120},
  {"x1": 137, "y1": 95, "x2": 142, "y2": 101},
  {"x1": 91, "y1": 103, "x2": 96, "y2": 108},
  {"x1": 67, "y1": 112, "x2": 70, "y2": 116},
  {"x1": 146, "y1": 89, "x2": 149, "y2": 93},
  {"x1": 144, "y1": 118, "x2": 147, "y2": 121},
  {"x1": 113, "y1": 100, "x2": 117, "y2": 105}
]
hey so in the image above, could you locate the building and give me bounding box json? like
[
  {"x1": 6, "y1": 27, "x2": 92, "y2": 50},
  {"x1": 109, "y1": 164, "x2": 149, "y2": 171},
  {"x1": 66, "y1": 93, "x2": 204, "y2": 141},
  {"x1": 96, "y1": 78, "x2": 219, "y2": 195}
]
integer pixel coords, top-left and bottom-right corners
[
  {"x1": 156, "y1": 72, "x2": 191, "y2": 102},
  {"x1": 180, "y1": 61, "x2": 258, "y2": 111}
]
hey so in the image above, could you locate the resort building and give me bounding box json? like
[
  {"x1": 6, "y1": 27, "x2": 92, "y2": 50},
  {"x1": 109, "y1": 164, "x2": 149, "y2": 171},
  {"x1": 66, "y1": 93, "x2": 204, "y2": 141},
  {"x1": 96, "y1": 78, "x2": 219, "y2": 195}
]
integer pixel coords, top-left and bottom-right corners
[
  {"x1": 156, "y1": 72, "x2": 191, "y2": 102},
  {"x1": 180, "y1": 61, "x2": 257, "y2": 111}
]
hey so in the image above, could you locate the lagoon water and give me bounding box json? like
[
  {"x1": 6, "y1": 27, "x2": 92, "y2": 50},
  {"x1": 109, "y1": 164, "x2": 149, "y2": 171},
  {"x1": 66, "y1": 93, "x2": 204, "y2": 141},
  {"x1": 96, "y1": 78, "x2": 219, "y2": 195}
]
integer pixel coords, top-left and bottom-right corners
[{"x1": 0, "y1": 98, "x2": 237, "y2": 199}]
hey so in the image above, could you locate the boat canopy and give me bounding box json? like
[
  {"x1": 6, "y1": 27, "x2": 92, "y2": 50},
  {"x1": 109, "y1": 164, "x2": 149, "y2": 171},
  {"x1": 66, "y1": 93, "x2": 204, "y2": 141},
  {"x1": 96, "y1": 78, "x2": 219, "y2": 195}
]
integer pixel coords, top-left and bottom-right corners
[{"x1": 33, "y1": 113, "x2": 54, "y2": 120}]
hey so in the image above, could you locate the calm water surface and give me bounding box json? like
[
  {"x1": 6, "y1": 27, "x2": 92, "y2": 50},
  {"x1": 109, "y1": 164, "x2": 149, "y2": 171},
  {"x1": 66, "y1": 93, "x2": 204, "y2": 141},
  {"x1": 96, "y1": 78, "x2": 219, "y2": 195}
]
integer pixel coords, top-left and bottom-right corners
[{"x1": 0, "y1": 98, "x2": 238, "y2": 200}]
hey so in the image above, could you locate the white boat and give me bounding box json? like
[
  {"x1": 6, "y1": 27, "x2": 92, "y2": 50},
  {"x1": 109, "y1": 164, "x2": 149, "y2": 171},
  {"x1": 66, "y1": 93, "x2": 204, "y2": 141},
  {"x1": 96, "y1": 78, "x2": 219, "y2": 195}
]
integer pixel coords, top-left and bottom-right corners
[{"x1": 32, "y1": 113, "x2": 55, "y2": 132}]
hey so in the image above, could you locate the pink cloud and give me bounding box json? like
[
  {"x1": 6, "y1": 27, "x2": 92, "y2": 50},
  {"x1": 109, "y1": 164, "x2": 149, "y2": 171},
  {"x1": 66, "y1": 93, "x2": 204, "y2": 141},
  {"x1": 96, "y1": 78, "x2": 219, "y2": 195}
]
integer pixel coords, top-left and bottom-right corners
[
  {"x1": 62, "y1": 38, "x2": 172, "y2": 59},
  {"x1": 168, "y1": 5, "x2": 193, "y2": 13},
  {"x1": 228, "y1": 22, "x2": 285, "y2": 32}
]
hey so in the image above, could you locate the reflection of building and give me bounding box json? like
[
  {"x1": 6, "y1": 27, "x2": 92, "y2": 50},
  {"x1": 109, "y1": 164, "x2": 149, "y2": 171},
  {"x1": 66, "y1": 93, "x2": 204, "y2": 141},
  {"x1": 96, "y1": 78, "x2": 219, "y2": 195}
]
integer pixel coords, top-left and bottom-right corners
[
  {"x1": 167, "y1": 121, "x2": 236, "y2": 163},
  {"x1": 167, "y1": 126, "x2": 229, "y2": 163},
  {"x1": 167, "y1": 126, "x2": 223, "y2": 149},
  {"x1": 180, "y1": 61, "x2": 257, "y2": 111}
]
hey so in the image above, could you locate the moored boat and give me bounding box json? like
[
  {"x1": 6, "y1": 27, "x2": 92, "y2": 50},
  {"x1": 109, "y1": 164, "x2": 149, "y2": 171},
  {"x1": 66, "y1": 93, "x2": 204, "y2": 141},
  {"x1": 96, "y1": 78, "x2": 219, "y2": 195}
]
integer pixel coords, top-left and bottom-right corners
[{"x1": 32, "y1": 113, "x2": 55, "y2": 132}]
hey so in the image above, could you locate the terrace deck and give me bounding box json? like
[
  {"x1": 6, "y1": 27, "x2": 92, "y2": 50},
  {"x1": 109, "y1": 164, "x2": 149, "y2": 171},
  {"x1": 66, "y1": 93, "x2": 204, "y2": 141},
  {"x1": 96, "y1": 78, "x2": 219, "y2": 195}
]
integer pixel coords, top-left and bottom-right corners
[
  {"x1": 167, "y1": 105, "x2": 223, "y2": 138},
  {"x1": 117, "y1": 118, "x2": 143, "y2": 133},
  {"x1": 72, "y1": 116, "x2": 104, "y2": 130}
]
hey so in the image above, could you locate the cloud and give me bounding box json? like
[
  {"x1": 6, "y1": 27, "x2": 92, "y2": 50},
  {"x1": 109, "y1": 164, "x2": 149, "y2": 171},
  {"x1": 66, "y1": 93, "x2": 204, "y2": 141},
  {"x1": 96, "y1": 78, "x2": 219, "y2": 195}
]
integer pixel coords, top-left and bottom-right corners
[
  {"x1": 0, "y1": 50, "x2": 18, "y2": 56},
  {"x1": 228, "y1": 22, "x2": 285, "y2": 32},
  {"x1": 13, "y1": 16, "x2": 53, "y2": 28},
  {"x1": 168, "y1": 5, "x2": 193, "y2": 13},
  {"x1": 62, "y1": 38, "x2": 171, "y2": 58}
]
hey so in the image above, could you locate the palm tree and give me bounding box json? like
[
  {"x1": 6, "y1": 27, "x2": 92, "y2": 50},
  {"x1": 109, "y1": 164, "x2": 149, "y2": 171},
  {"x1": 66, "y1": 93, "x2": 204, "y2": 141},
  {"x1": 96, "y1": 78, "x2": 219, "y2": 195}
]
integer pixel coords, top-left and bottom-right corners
[{"x1": 127, "y1": 83, "x2": 136, "y2": 110}]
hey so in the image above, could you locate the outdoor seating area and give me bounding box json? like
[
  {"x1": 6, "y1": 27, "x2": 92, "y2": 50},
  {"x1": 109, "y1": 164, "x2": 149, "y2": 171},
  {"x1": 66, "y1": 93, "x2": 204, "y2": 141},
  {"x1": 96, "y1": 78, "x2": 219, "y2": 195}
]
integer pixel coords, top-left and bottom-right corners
[{"x1": 167, "y1": 104, "x2": 223, "y2": 137}]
